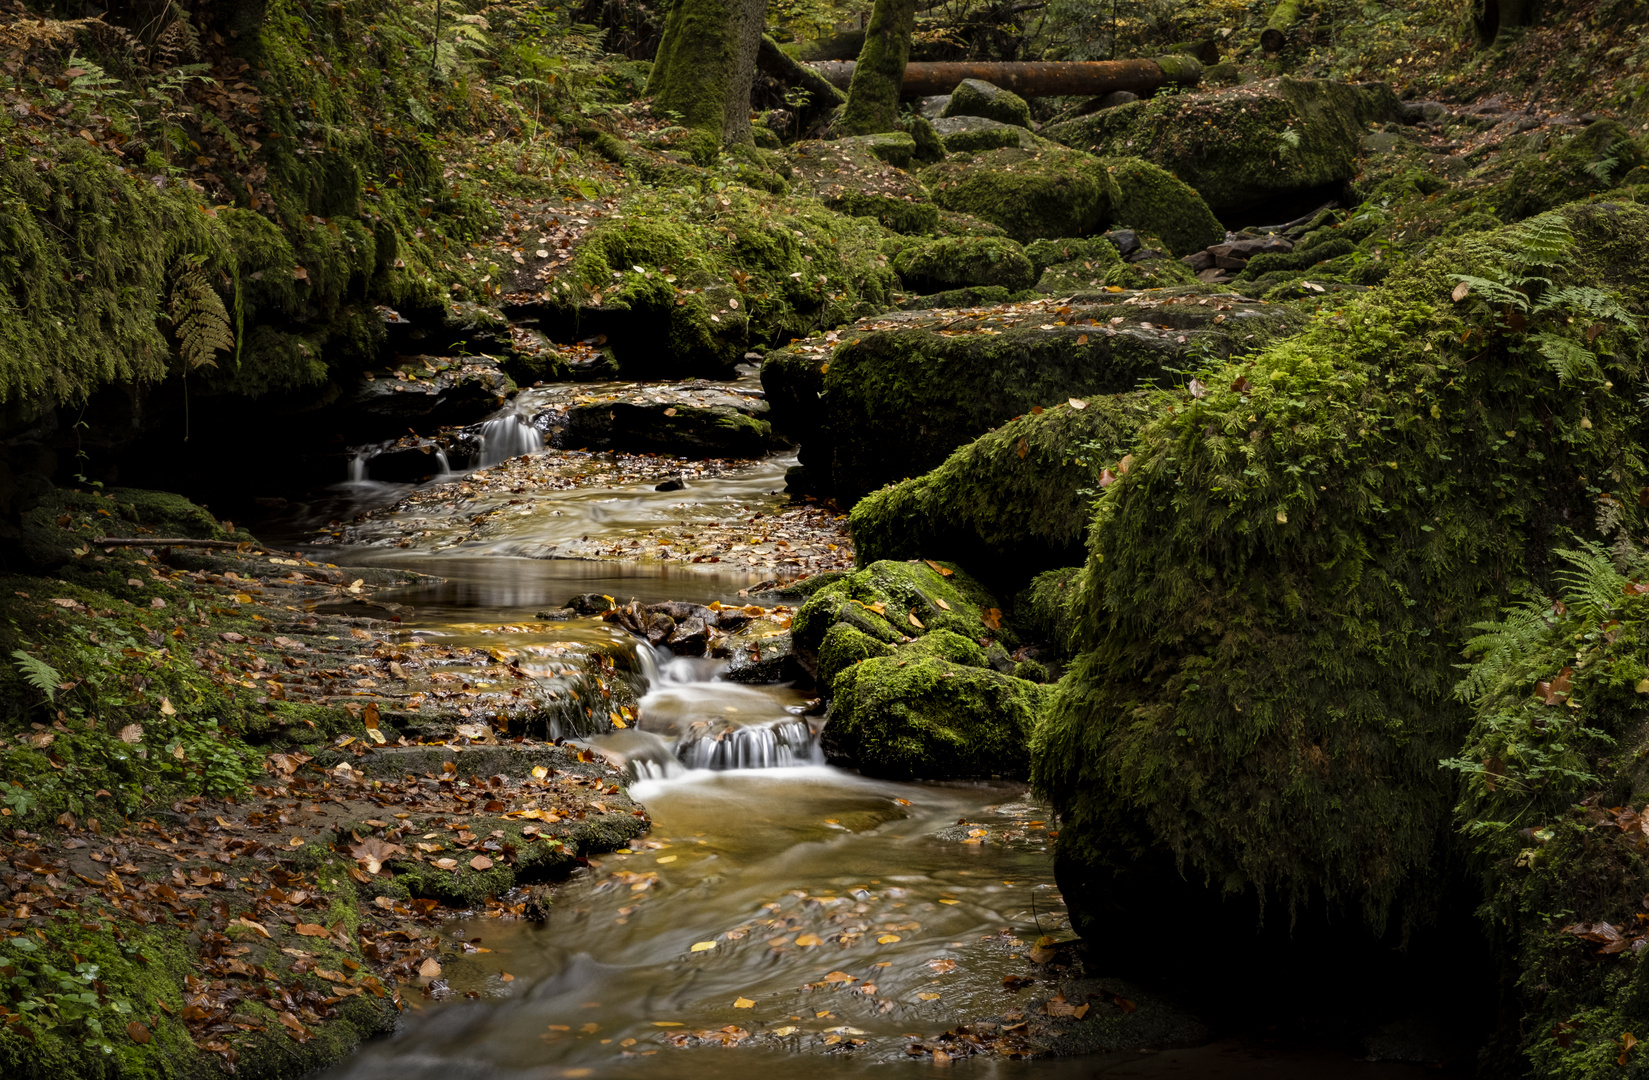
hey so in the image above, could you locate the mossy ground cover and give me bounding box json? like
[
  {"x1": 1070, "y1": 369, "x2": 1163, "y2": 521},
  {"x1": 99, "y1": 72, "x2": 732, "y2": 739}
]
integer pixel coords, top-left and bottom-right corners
[{"x1": 1032, "y1": 201, "x2": 1649, "y2": 957}]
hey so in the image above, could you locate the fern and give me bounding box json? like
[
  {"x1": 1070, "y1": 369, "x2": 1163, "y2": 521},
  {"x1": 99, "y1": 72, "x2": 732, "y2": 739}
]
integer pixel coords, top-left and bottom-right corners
[
  {"x1": 11, "y1": 650, "x2": 60, "y2": 702},
  {"x1": 1534, "y1": 333, "x2": 1605, "y2": 383},
  {"x1": 1551, "y1": 542, "x2": 1629, "y2": 621},
  {"x1": 1455, "y1": 599, "x2": 1554, "y2": 702},
  {"x1": 168, "y1": 258, "x2": 233, "y2": 370}
]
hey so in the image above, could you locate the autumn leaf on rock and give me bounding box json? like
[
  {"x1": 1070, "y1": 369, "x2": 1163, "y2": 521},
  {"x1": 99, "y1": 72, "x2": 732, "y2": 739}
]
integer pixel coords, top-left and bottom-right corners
[
  {"x1": 349, "y1": 837, "x2": 405, "y2": 875},
  {"x1": 733, "y1": 997, "x2": 755, "y2": 1008},
  {"x1": 127, "y1": 1021, "x2": 151, "y2": 1044},
  {"x1": 469, "y1": 855, "x2": 494, "y2": 871},
  {"x1": 418, "y1": 957, "x2": 442, "y2": 978},
  {"x1": 295, "y1": 923, "x2": 330, "y2": 937}
]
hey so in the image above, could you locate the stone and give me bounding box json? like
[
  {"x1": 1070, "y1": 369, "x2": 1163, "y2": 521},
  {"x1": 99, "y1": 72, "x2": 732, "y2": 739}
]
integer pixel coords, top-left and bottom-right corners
[
  {"x1": 942, "y1": 78, "x2": 1034, "y2": 129},
  {"x1": 892, "y1": 235, "x2": 1037, "y2": 293},
  {"x1": 836, "y1": 131, "x2": 918, "y2": 169},
  {"x1": 929, "y1": 114, "x2": 1038, "y2": 153},
  {"x1": 786, "y1": 138, "x2": 940, "y2": 235},
  {"x1": 1104, "y1": 229, "x2": 1141, "y2": 256},
  {"x1": 921, "y1": 146, "x2": 1120, "y2": 243},
  {"x1": 1096, "y1": 90, "x2": 1138, "y2": 109},
  {"x1": 510, "y1": 379, "x2": 784, "y2": 459},
  {"x1": 918, "y1": 94, "x2": 951, "y2": 119}
]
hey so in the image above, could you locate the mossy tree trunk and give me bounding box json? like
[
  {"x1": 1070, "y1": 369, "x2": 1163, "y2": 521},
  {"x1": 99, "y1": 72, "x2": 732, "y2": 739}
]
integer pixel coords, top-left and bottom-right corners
[
  {"x1": 838, "y1": 0, "x2": 918, "y2": 135},
  {"x1": 646, "y1": 0, "x2": 767, "y2": 158}
]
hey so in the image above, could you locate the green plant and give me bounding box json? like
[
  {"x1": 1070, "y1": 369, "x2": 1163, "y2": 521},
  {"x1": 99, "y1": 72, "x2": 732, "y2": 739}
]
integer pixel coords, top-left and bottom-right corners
[{"x1": 10, "y1": 651, "x2": 60, "y2": 704}]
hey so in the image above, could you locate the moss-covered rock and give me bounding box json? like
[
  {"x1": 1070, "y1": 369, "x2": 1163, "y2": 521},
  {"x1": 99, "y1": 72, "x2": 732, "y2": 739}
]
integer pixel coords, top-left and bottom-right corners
[
  {"x1": 544, "y1": 185, "x2": 898, "y2": 376},
  {"x1": 15, "y1": 485, "x2": 240, "y2": 573},
  {"x1": 827, "y1": 630, "x2": 1048, "y2": 779},
  {"x1": 786, "y1": 138, "x2": 940, "y2": 234},
  {"x1": 921, "y1": 146, "x2": 1121, "y2": 244},
  {"x1": 1500, "y1": 118, "x2": 1645, "y2": 222},
  {"x1": 892, "y1": 235, "x2": 1036, "y2": 293},
  {"x1": 764, "y1": 294, "x2": 1300, "y2": 503},
  {"x1": 1043, "y1": 79, "x2": 1404, "y2": 212},
  {"x1": 1107, "y1": 157, "x2": 1227, "y2": 257},
  {"x1": 1025, "y1": 237, "x2": 1124, "y2": 277},
  {"x1": 837, "y1": 131, "x2": 920, "y2": 168},
  {"x1": 897, "y1": 285, "x2": 1022, "y2": 310},
  {"x1": 931, "y1": 115, "x2": 1039, "y2": 153},
  {"x1": 849, "y1": 394, "x2": 1153, "y2": 586},
  {"x1": 1013, "y1": 566, "x2": 1085, "y2": 660},
  {"x1": 791, "y1": 558, "x2": 1013, "y2": 674},
  {"x1": 1032, "y1": 202, "x2": 1649, "y2": 969},
  {"x1": 942, "y1": 79, "x2": 1034, "y2": 129}
]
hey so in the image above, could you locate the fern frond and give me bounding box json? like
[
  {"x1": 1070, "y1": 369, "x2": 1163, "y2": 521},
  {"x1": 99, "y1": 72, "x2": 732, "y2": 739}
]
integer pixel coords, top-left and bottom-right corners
[
  {"x1": 1451, "y1": 273, "x2": 1528, "y2": 311},
  {"x1": 168, "y1": 263, "x2": 233, "y2": 370},
  {"x1": 1553, "y1": 542, "x2": 1629, "y2": 621},
  {"x1": 11, "y1": 650, "x2": 60, "y2": 702},
  {"x1": 1505, "y1": 213, "x2": 1576, "y2": 272},
  {"x1": 1456, "y1": 600, "x2": 1554, "y2": 702},
  {"x1": 1534, "y1": 333, "x2": 1606, "y2": 384}
]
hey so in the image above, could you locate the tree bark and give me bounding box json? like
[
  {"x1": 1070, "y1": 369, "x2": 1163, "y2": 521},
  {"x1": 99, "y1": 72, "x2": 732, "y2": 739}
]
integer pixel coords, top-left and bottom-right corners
[
  {"x1": 808, "y1": 56, "x2": 1202, "y2": 97},
  {"x1": 756, "y1": 35, "x2": 847, "y2": 127},
  {"x1": 646, "y1": 0, "x2": 767, "y2": 156},
  {"x1": 837, "y1": 0, "x2": 919, "y2": 135}
]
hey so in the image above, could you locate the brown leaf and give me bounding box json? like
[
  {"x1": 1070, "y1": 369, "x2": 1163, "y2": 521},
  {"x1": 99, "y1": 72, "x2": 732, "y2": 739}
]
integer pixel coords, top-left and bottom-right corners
[
  {"x1": 1542, "y1": 668, "x2": 1574, "y2": 706},
  {"x1": 469, "y1": 855, "x2": 494, "y2": 871},
  {"x1": 982, "y1": 608, "x2": 1002, "y2": 630},
  {"x1": 1451, "y1": 280, "x2": 1471, "y2": 302},
  {"x1": 418, "y1": 957, "x2": 442, "y2": 978},
  {"x1": 294, "y1": 923, "x2": 330, "y2": 937},
  {"x1": 907, "y1": 612, "x2": 924, "y2": 629},
  {"x1": 1016, "y1": 437, "x2": 1029, "y2": 460},
  {"x1": 127, "y1": 1020, "x2": 151, "y2": 1044}
]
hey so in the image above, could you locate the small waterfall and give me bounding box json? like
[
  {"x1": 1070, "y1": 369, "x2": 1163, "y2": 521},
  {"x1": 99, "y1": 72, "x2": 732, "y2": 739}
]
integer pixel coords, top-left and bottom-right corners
[
  {"x1": 476, "y1": 414, "x2": 543, "y2": 468},
  {"x1": 676, "y1": 718, "x2": 822, "y2": 770},
  {"x1": 348, "y1": 453, "x2": 367, "y2": 481},
  {"x1": 433, "y1": 448, "x2": 452, "y2": 475}
]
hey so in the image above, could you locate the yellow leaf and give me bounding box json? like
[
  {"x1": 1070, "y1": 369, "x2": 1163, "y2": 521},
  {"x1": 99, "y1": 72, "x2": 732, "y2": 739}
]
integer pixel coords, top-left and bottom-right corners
[
  {"x1": 609, "y1": 711, "x2": 627, "y2": 729},
  {"x1": 733, "y1": 997, "x2": 755, "y2": 1008},
  {"x1": 1068, "y1": 398, "x2": 1088, "y2": 410},
  {"x1": 657, "y1": 855, "x2": 677, "y2": 863},
  {"x1": 795, "y1": 933, "x2": 823, "y2": 947},
  {"x1": 652, "y1": 1022, "x2": 684, "y2": 1027},
  {"x1": 366, "y1": 728, "x2": 387, "y2": 744},
  {"x1": 531, "y1": 765, "x2": 549, "y2": 778},
  {"x1": 918, "y1": 992, "x2": 941, "y2": 1001},
  {"x1": 939, "y1": 899, "x2": 960, "y2": 905},
  {"x1": 230, "y1": 917, "x2": 270, "y2": 938},
  {"x1": 690, "y1": 941, "x2": 717, "y2": 952},
  {"x1": 908, "y1": 612, "x2": 924, "y2": 629},
  {"x1": 159, "y1": 698, "x2": 176, "y2": 717},
  {"x1": 877, "y1": 934, "x2": 901, "y2": 944}
]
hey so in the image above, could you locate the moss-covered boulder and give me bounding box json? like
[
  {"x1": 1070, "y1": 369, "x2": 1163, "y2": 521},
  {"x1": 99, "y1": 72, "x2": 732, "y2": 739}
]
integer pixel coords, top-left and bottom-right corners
[
  {"x1": 1500, "y1": 118, "x2": 1645, "y2": 222},
  {"x1": 836, "y1": 131, "x2": 920, "y2": 169},
  {"x1": 763, "y1": 294, "x2": 1300, "y2": 503},
  {"x1": 942, "y1": 79, "x2": 1034, "y2": 129},
  {"x1": 1043, "y1": 79, "x2": 1404, "y2": 212},
  {"x1": 792, "y1": 558, "x2": 1013, "y2": 672},
  {"x1": 921, "y1": 146, "x2": 1121, "y2": 243},
  {"x1": 1013, "y1": 566, "x2": 1085, "y2": 661},
  {"x1": 828, "y1": 631, "x2": 1048, "y2": 779},
  {"x1": 786, "y1": 139, "x2": 940, "y2": 235},
  {"x1": 892, "y1": 235, "x2": 1037, "y2": 293},
  {"x1": 544, "y1": 186, "x2": 898, "y2": 376},
  {"x1": 1107, "y1": 157, "x2": 1227, "y2": 256},
  {"x1": 931, "y1": 115, "x2": 1038, "y2": 153},
  {"x1": 15, "y1": 486, "x2": 242, "y2": 573},
  {"x1": 850, "y1": 394, "x2": 1153, "y2": 586},
  {"x1": 1025, "y1": 237, "x2": 1124, "y2": 278},
  {"x1": 1032, "y1": 202, "x2": 1649, "y2": 978}
]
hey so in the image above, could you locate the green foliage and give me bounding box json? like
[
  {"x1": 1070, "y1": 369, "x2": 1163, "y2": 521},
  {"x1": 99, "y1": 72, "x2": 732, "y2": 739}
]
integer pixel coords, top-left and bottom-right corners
[
  {"x1": 167, "y1": 256, "x2": 235, "y2": 371},
  {"x1": 1032, "y1": 199, "x2": 1649, "y2": 936},
  {"x1": 10, "y1": 650, "x2": 61, "y2": 703}
]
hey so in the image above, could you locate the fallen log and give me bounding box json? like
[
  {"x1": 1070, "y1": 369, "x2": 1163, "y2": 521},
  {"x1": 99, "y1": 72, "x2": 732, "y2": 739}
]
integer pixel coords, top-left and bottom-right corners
[
  {"x1": 1260, "y1": 0, "x2": 1302, "y2": 52},
  {"x1": 756, "y1": 34, "x2": 847, "y2": 115},
  {"x1": 803, "y1": 56, "x2": 1201, "y2": 98}
]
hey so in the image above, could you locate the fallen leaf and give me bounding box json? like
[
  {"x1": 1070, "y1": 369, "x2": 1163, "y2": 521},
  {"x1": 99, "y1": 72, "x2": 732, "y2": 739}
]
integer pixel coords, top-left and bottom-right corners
[
  {"x1": 229, "y1": 917, "x2": 270, "y2": 938},
  {"x1": 795, "y1": 934, "x2": 823, "y2": 947},
  {"x1": 1452, "y1": 280, "x2": 1471, "y2": 302},
  {"x1": 877, "y1": 934, "x2": 901, "y2": 944},
  {"x1": 469, "y1": 855, "x2": 494, "y2": 870},
  {"x1": 127, "y1": 1020, "x2": 151, "y2": 1044},
  {"x1": 691, "y1": 941, "x2": 717, "y2": 952},
  {"x1": 918, "y1": 992, "x2": 942, "y2": 1001},
  {"x1": 294, "y1": 924, "x2": 329, "y2": 937},
  {"x1": 418, "y1": 957, "x2": 442, "y2": 978},
  {"x1": 734, "y1": 997, "x2": 755, "y2": 1008}
]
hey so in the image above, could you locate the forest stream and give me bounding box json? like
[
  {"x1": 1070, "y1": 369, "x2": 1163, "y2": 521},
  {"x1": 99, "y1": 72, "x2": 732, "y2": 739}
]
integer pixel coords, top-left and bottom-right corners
[{"x1": 272, "y1": 405, "x2": 1458, "y2": 1080}]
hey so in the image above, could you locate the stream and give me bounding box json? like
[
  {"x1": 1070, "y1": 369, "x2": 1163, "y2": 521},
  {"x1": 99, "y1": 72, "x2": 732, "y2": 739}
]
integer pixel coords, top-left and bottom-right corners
[{"x1": 273, "y1": 389, "x2": 1462, "y2": 1080}]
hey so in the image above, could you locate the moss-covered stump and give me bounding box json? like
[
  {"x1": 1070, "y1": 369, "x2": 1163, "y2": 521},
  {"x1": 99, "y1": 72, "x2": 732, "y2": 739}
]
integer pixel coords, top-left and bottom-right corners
[
  {"x1": 849, "y1": 394, "x2": 1153, "y2": 587},
  {"x1": 1500, "y1": 118, "x2": 1646, "y2": 222},
  {"x1": 1042, "y1": 79, "x2": 1404, "y2": 213},
  {"x1": 537, "y1": 185, "x2": 899, "y2": 377},
  {"x1": 827, "y1": 631, "x2": 1048, "y2": 779},
  {"x1": 1107, "y1": 158, "x2": 1227, "y2": 257},
  {"x1": 921, "y1": 146, "x2": 1121, "y2": 244},
  {"x1": 1031, "y1": 202, "x2": 1649, "y2": 989},
  {"x1": 942, "y1": 79, "x2": 1035, "y2": 129},
  {"x1": 931, "y1": 115, "x2": 1040, "y2": 154},
  {"x1": 892, "y1": 236, "x2": 1037, "y2": 293},
  {"x1": 785, "y1": 139, "x2": 941, "y2": 235},
  {"x1": 761, "y1": 292, "x2": 1301, "y2": 504}
]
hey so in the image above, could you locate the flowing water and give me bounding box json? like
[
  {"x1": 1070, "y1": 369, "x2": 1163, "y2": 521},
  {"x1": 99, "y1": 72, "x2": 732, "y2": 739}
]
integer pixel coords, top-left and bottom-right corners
[{"x1": 295, "y1": 418, "x2": 1463, "y2": 1080}]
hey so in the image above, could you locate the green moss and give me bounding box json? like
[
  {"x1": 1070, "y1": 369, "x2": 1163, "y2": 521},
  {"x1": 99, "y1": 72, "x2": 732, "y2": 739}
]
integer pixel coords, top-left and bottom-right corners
[
  {"x1": 1501, "y1": 119, "x2": 1645, "y2": 222},
  {"x1": 837, "y1": 0, "x2": 918, "y2": 136},
  {"x1": 785, "y1": 138, "x2": 941, "y2": 235},
  {"x1": 1025, "y1": 237, "x2": 1124, "y2": 277},
  {"x1": 1032, "y1": 201, "x2": 1649, "y2": 943},
  {"x1": 1043, "y1": 79, "x2": 1404, "y2": 211},
  {"x1": 892, "y1": 235, "x2": 1036, "y2": 293},
  {"x1": 827, "y1": 630, "x2": 1047, "y2": 779},
  {"x1": 1106, "y1": 157, "x2": 1225, "y2": 257},
  {"x1": 921, "y1": 146, "x2": 1121, "y2": 244},
  {"x1": 836, "y1": 132, "x2": 918, "y2": 168},
  {"x1": 849, "y1": 394, "x2": 1152, "y2": 586},
  {"x1": 793, "y1": 559, "x2": 1013, "y2": 674},
  {"x1": 817, "y1": 621, "x2": 897, "y2": 688},
  {"x1": 550, "y1": 186, "x2": 898, "y2": 375},
  {"x1": 1103, "y1": 244, "x2": 1201, "y2": 290},
  {"x1": 896, "y1": 285, "x2": 1020, "y2": 309},
  {"x1": 1012, "y1": 567, "x2": 1085, "y2": 659},
  {"x1": 942, "y1": 79, "x2": 1034, "y2": 129}
]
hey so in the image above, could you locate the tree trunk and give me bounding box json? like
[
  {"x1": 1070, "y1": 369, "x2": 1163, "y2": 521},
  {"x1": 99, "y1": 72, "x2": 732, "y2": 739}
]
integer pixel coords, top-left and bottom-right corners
[
  {"x1": 646, "y1": 0, "x2": 767, "y2": 158},
  {"x1": 1260, "y1": 0, "x2": 1302, "y2": 52},
  {"x1": 837, "y1": 0, "x2": 919, "y2": 135},
  {"x1": 756, "y1": 35, "x2": 847, "y2": 128}
]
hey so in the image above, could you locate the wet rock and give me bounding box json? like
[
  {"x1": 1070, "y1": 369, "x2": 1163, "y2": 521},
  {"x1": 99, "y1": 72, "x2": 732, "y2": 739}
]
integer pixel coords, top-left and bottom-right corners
[
  {"x1": 1042, "y1": 78, "x2": 1405, "y2": 211},
  {"x1": 943, "y1": 78, "x2": 1034, "y2": 129},
  {"x1": 565, "y1": 593, "x2": 617, "y2": 615},
  {"x1": 1095, "y1": 89, "x2": 1139, "y2": 109},
  {"x1": 1103, "y1": 228, "x2": 1140, "y2": 256},
  {"x1": 718, "y1": 626, "x2": 807, "y2": 684},
  {"x1": 535, "y1": 607, "x2": 578, "y2": 621},
  {"x1": 348, "y1": 354, "x2": 515, "y2": 436},
  {"x1": 918, "y1": 94, "x2": 951, "y2": 119},
  {"x1": 665, "y1": 614, "x2": 710, "y2": 654},
  {"x1": 521, "y1": 380, "x2": 784, "y2": 459}
]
